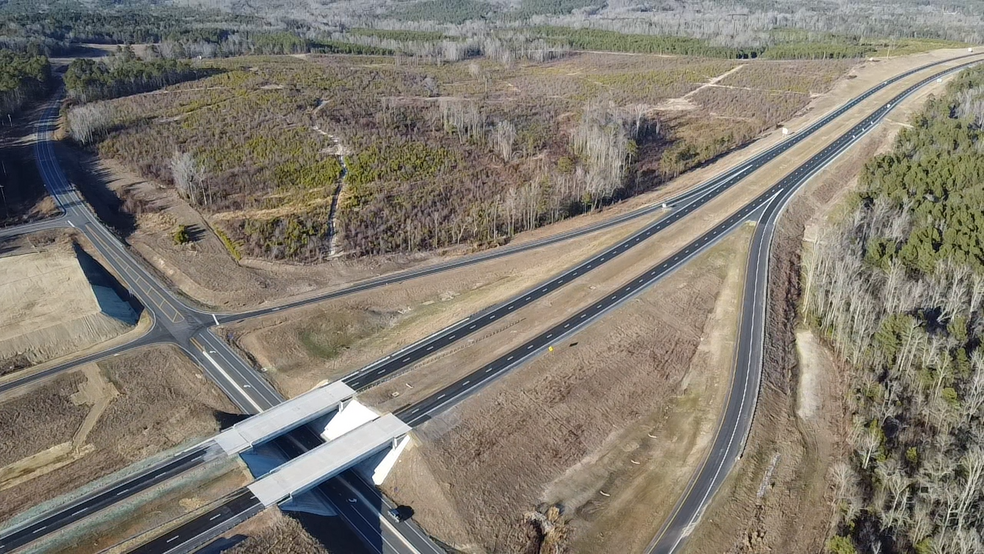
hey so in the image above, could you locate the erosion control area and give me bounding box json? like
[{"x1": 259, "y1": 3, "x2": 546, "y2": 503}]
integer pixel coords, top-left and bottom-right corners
[{"x1": 0, "y1": 245, "x2": 137, "y2": 372}]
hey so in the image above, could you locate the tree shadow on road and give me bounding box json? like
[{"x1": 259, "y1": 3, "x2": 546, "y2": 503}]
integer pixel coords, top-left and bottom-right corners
[{"x1": 54, "y1": 143, "x2": 139, "y2": 237}]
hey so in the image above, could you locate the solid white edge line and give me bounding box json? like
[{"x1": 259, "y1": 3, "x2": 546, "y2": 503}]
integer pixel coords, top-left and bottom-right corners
[{"x1": 200, "y1": 348, "x2": 263, "y2": 412}]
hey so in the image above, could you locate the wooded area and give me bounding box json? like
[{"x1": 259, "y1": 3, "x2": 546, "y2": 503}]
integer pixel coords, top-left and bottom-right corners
[
  {"x1": 64, "y1": 48, "x2": 202, "y2": 102},
  {"x1": 0, "y1": 49, "x2": 52, "y2": 116},
  {"x1": 805, "y1": 66, "x2": 984, "y2": 554},
  {"x1": 0, "y1": 3, "x2": 972, "y2": 67}
]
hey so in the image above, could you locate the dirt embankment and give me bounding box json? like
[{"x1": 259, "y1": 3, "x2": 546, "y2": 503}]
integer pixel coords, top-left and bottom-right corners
[
  {"x1": 0, "y1": 241, "x2": 137, "y2": 373},
  {"x1": 379, "y1": 227, "x2": 753, "y2": 553},
  {"x1": 221, "y1": 509, "x2": 329, "y2": 554},
  {"x1": 681, "y1": 59, "x2": 955, "y2": 554},
  {"x1": 209, "y1": 508, "x2": 367, "y2": 554},
  {"x1": 0, "y1": 344, "x2": 238, "y2": 527}
]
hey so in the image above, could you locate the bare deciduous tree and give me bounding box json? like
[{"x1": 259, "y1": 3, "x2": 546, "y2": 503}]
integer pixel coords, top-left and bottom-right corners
[
  {"x1": 67, "y1": 102, "x2": 115, "y2": 145},
  {"x1": 170, "y1": 151, "x2": 208, "y2": 206},
  {"x1": 491, "y1": 120, "x2": 516, "y2": 162}
]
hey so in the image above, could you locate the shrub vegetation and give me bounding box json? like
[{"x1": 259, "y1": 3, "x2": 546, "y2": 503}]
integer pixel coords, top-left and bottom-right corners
[{"x1": 76, "y1": 53, "x2": 849, "y2": 261}]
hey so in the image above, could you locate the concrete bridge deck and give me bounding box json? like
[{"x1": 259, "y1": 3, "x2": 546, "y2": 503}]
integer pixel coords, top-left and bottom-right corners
[
  {"x1": 214, "y1": 381, "x2": 356, "y2": 455},
  {"x1": 248, "y1": 414, "x2": 411, "y2": 506}
]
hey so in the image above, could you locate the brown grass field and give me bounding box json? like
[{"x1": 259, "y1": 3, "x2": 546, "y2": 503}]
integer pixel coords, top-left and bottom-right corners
[{"x1": 374, "y1": 225, "x2": 753, "y2": 553}]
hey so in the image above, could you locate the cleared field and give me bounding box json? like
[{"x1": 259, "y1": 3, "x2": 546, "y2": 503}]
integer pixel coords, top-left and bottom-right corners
[
  {"x1": 75, "y1": 51, "x2": 850, "y2": 264},
  {"x1": 225, "y1": 50, "x2": 978, "y2": 399},
  {"x1": 0, "y1": 240, "x2": 136, "y2": 373},
  {"x1": 223, "y1": 201, "x2": 661, "y2": 397},
  {"x1": 0, "y1": 344, "x2": 238, "y2": 527},
  {"x1": 50, "y1": 49, "x2": 965, "y2": 312},
  {"x1": 221, "y1": 509, "x2": 330, "y2": 554},
  {"x1": 375, "y1": 225, "x2": 752, "y2": 553}
]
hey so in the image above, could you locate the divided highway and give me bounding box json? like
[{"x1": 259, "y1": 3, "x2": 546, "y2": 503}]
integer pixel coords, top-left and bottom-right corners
[
  {"x1": 3, "y1": 50, "x2": 979, "y2": 405},
  {"x1": 645, "y1": 55, "x2": 983, "y2": 554},
  {"x1": 0, "y1": 445, "x2": 215, "y2": 554},
  {"x1": 333, "y1": 51, "x2": 982, "y2": 391},
  {"x1": 2, "y1": 53, "x2": 979, "y2": 554},
  {"x1": 122, "y1": 57, "x2": 983, "y2": 554}
]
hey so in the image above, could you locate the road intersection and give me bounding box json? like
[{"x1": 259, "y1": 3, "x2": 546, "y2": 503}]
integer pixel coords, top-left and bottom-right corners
[{"x1": 1, "y1": 53, "x2": 979, "y2": 553}]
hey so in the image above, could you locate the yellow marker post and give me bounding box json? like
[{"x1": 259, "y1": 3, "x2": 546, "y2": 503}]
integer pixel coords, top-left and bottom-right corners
[{"x1": 548, "y1": 346, "x2": 553, "y2": 352}]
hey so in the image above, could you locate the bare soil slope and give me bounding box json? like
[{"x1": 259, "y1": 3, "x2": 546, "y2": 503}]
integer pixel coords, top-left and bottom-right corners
[{"x1": 0, "y1": 245, "x2": 136, "y2": 372}]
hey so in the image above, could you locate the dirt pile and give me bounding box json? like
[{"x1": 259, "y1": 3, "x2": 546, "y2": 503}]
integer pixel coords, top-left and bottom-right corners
[
  {"x1": 0, "y1": 246, "x2": 136, "y2": 371},
  {"x1": 222, "y1": 510, "x2": 329, "y2": 554}
]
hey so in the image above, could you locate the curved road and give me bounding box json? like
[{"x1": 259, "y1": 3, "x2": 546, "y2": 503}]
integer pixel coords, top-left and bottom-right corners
[
  {"x1": 2, "y1": 54, "x2": 979, "y2": 554},
  {"x1": 121, "y1": 57, "x2": 983, "y2": 554}
]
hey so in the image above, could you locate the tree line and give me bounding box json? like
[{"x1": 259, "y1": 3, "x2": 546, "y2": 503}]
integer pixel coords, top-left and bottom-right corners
[
  {"x1": 0, "y1": 49, "x2": 52, "y2": 116},
  {"x1": 64, "y1": 48, "x2": 203, "y2": 103},
  {"x1": 805, "y1": 66, "x2": 984, "y2": 554},
  {"x1": 0, "y1": 7, "x2": 266, "y2": 45}
]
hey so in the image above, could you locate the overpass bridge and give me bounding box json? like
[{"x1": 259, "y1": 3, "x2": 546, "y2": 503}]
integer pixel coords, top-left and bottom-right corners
[
  {"x1": 130, "y1": 412, "x2": 412, "y2": 554},
  {"x1": 0, "y1": 381, "x2": 415, "y2": 554},
  {"x1": 213, "y1": 381, "x2": 357, "y2": 455},
  {"x1": 248, "y1": 414, "x2": 411, "y2": 506}
]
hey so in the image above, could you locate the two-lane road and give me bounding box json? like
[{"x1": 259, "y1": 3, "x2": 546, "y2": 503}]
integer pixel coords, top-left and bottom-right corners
[{"x1": 6, "y1": 53, "x2": 980, "y2": 554}]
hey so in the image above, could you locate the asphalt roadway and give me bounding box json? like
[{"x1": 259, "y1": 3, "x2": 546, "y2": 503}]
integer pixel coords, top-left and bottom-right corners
[
  {"x1": 2, "y1": 54, "x2": 979, "y2": 554},
  {"x1": 130, "y1": 417, "x2": 441, "y2": 554},
  {"x1": 641, "y1": 59, "x2": 984, "y2": 553},
  {"x1": 2, "y1": 51, "x2": 977, "y2": 405},
  {"x1": 1, "y1": 56, "x2": 942, "y2": 553},
  {"x1": 131, "y1": 53, "x2": 984, "y2": 554},
  {"x1": 123, "y1": 56, "x2": 984, "y2": 554},
  {"x1": 0, "y1": 102, "x2": 439, "y2": 554}
]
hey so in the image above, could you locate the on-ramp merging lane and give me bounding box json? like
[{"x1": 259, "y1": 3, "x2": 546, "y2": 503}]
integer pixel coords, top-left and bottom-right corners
[
  {"x1": 4, "y1": 54, "x2": 980, "y2": 554},
  {"x1": 124, "y1": 55, "x2": 984, "y2": 554}
]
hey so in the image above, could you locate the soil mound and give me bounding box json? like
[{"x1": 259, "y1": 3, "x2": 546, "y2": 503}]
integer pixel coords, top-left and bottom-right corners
[{"x1": 0, "y1": 247, "x2": 136, "y2": 371}]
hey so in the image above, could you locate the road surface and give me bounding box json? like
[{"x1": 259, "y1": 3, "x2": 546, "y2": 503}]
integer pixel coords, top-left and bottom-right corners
[
  {"x1": 3, "y1": 53, "x2": 979, "y2": 554},
  {"x1": 120, "y1": 56, "x2": 984, "y2": 554},
  {"x1": 0, "y1": 100, "x2": 438, "y2": 554},
  {"x1": 643, "y1": 56, "x2": 982, "y2": 554}
]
